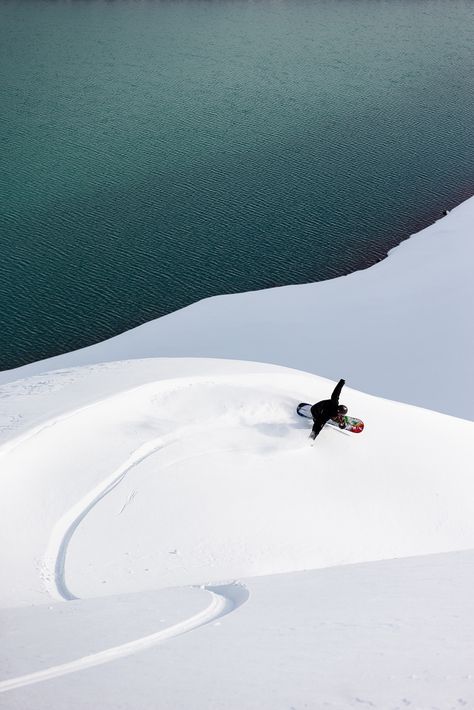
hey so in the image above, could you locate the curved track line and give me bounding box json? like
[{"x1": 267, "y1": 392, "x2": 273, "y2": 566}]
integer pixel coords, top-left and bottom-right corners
[
  {"x1": 1, "y1": 371, "x2": 268, "y2": 692},
  {"x1": 45, "y1": 429, "x2": 241, "y2": 601},
  {"x1": 46, "y1": 421, "x2": 273, "y2": 601},
  {"x1": 46, "y1": 434, "x2": 170, "y2": 601},
  {"x1": 0, "y1": 583, "x2": 249, "y2": 694}
]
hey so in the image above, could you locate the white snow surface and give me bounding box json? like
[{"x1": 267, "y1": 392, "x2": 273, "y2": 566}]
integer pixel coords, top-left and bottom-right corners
[
  {"x1": 1, "y1": 197, "x2": 474, "y2": 708},
  {"x1": 1, "y1": 196, "x2": 473, "y2": 419}
]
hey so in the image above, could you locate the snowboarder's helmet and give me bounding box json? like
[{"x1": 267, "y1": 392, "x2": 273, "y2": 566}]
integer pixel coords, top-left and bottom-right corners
[{"x1": 338, "y1": 405, "x2": 348, "y2": 415}]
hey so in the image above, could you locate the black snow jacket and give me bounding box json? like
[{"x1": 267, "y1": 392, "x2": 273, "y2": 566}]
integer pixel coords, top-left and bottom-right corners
[{"x1": 310, "y1": 379, "x2": 345, "y2": 440}]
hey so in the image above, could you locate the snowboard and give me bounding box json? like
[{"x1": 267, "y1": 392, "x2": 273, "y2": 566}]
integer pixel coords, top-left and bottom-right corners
[{"x1": 296, "y1": 402, "x2": 364, "y2": 434}]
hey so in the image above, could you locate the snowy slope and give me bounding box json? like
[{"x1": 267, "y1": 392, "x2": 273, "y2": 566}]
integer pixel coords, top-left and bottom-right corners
[
  {"x1": 1, "y1": 196, "x2": 473, "y2": 419},
  {"x1": 1, "y1": 359, "x2": 473, "y2": 610},
  {"x1": 1, "y1": 198, "x2": 473, "y2": 709},
  {"x1": 0, "y1": 356, "x2": 473, "y2": 708},
  {"x1": 3, "y1": 552, "x2": 474, "y2": 709}
]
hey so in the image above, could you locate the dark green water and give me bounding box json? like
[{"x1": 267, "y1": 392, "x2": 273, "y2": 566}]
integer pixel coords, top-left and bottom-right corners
[{"x1": 1, "y1": 0, "x2": 473, "y2": 370}]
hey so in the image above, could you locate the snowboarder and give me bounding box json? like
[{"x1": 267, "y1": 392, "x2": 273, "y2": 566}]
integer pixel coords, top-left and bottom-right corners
[{"x1": 309, "y1": 378, "x2": 347, "y2": 440}]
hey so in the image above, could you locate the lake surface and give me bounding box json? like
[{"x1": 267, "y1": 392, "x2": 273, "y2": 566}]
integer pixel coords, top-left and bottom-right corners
[{"x1": 1, "y1": 0, "x2": 473, "y2": 370}]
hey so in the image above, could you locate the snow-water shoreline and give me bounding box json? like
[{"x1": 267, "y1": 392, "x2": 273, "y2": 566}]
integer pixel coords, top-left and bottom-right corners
[{"x1": 1, "y1": 194, "x2": 473, "y2": 419}]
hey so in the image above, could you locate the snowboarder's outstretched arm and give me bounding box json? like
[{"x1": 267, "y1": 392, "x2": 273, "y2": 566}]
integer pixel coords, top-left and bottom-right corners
[{"x1": 330, "y1": 379, "x2": 345, "y2": 406}]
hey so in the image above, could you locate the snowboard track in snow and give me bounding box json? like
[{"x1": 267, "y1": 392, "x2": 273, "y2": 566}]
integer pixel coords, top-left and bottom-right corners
[
  {"x1": 49, "y1": 430, "x2": 256, "y2": 602},
  {"x1": 17, "y1": 372, "x2": 303, "y2": 600},
  {"x1": 0, "y1": 375, "x2": 260, "y2": 693},
  {"x1": 0, "y1": 583, "x2": 249, "y2": 694}
]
